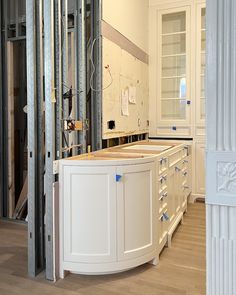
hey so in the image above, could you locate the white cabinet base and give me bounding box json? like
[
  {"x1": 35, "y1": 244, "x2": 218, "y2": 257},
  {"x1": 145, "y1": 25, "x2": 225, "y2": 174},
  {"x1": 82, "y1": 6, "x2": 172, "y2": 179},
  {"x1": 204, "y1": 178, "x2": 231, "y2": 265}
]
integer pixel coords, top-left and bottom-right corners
[{"x1": 60, "y1": 251, "x2": 158, "y2": 277}]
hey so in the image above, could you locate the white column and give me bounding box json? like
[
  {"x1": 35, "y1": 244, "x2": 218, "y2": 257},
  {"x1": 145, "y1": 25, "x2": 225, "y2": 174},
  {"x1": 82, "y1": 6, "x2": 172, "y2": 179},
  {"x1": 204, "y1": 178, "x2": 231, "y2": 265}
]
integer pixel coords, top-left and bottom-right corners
[{"x1": 206, "y1": 0, "x2": 236, "y2": 294}]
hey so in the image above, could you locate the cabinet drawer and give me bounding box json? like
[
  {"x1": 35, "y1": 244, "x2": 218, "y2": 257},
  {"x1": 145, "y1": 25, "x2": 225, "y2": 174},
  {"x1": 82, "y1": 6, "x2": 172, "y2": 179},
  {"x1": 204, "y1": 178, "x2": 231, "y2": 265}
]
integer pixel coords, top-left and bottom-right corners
[
  {"x1": 158, "y1": 210, "x2": 169, "y2": 245},
  {"x1": 158, "y1": 190, "x2": 168, "y2": 215},
  {"x1": 181, "y1": 169, "x2": 188, "y2": 184},
  {"x1": 157, "y1": 126, "x2": 191, "y2": 137},
  {"x1": 180, "y1": 157, "x2": 190, "y2": 170},
  {"x1": 158, "y1": 174, "x2": 167, "y2": 192},
  {"x1": 182, "y1": 146, "x2": 190, "y2": 158},
  {"x1": 158, "y1": 157, "x2": 168, "y2": 175},
  {"x1": 169, "y1": 150, "x2": 182, "y2": 167}
]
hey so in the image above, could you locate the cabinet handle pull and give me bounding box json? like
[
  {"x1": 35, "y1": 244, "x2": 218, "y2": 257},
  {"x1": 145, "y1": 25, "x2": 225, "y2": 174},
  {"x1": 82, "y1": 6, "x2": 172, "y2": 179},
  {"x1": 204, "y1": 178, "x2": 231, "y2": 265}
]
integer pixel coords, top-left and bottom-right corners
[
  {"x1": 183, "y1": 171, "x2": 187, "y2": 176},
  {"x1": 183, "y1": 160, "x2": 188, "y2": 164},
  {"x1": 116, "y1": 175, "x2": 122, "y2": 182},
  {"x1": 161, "y1": 212, "x2": 169, "y2": 222},
  {"x1": 183, "y1": 185, "x2": 190, "y2": 190},
  {"x1": 175, "y1": 166, "x2": 181, "y2": 172},
  {"x1": 159, "y1": 192, "x2": 168, "y2": 201},
  {"x1": 160, "y1": 157, "x2": 167, "y2": 164}
]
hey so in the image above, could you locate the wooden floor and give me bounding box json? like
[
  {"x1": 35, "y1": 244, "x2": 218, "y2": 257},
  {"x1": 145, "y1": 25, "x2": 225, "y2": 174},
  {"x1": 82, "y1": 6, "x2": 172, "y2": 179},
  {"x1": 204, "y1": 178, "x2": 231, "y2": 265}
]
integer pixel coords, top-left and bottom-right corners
[{"x1": 0, "y1": 203, "x2": 206, "y2": 295}]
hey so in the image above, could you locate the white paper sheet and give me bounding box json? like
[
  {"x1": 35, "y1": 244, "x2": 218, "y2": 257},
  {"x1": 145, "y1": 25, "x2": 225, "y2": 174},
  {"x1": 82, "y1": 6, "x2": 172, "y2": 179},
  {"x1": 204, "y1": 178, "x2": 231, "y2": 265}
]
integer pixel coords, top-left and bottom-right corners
[
  {"x1": 128, "y1": 86, "x2": 137, "y2": 104},
  {"x1": 121, "y1": 89, "x2": 129, "y2": 116}
]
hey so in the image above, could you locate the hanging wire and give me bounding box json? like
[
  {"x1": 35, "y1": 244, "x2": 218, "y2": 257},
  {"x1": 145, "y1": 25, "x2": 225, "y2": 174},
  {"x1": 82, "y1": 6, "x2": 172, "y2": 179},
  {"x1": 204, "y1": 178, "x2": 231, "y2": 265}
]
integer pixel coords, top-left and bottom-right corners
[{"x1": 90, "y1": 37, "x2": 113, "y2": 92}]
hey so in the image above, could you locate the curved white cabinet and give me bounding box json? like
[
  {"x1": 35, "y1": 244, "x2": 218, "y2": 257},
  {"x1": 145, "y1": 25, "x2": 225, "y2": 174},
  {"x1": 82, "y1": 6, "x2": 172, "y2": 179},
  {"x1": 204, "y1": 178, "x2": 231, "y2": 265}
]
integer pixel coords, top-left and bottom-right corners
[
  {"x1": 59, "y1": 157, "x2": 158, "y2": 277},
  {"x1": 59, "y1": 140, "x2": 192, "y2": 277}
]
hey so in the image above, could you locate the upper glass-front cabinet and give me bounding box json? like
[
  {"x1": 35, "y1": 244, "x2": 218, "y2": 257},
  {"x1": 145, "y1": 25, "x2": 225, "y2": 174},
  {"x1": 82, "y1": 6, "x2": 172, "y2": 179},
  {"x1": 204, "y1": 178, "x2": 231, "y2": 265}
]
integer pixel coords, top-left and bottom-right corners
[
  {"x1": 157, "y1": 7, "x2": 191, "y2": 128},
  {"x1": 196, "y1": 5, "x2": 206, "y2": 124}
]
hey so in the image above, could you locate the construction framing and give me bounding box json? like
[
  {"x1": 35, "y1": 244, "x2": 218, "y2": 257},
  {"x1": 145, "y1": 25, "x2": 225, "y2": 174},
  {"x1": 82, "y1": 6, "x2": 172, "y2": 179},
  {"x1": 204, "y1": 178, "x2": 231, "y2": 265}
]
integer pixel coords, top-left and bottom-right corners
[{"x1": 0, "y1": 0, "x2": 102, "y2": 280}]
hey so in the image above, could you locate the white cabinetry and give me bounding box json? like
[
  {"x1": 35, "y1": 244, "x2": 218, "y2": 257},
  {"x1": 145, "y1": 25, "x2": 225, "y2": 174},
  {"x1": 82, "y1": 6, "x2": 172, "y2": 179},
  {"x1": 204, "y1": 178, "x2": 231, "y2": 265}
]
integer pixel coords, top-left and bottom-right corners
[
  {"x1": 193, "y1": 141, "x2": 205, "y2": 197},
  {"x1": 149, "y1": 0, "x2": 206, "y2": 198},
  {"x1": 62, "y1": 166, "x2": 117, "y2": 264},
  {"x1": 150, "y1": 5, "x2": 192, "y2": 137},
  {"x1": 117, "y1": 163, "x2": 157, "y2": 261},
  {"x1": 59, "y1": 141, "x2": 192, "y2": 276},
  {"x1": 59, "y1": 159, "x2": 157, "y2": 276}
]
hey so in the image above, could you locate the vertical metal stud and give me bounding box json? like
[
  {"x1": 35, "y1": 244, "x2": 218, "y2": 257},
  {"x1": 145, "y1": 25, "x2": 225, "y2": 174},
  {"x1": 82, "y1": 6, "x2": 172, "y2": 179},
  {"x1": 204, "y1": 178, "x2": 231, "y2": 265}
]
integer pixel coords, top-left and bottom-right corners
[
  {"x1": 44, "y1": 0, "x2": 55, "y2": 281},
  {"x1": 26, "y1": 0, "x2": 45, "y2": 277},
  {"x1": 0, "y1": 0, "x2": 3, "y2": 217},
  {"x1": 91, "y1": 0, "x2": 102, "y2": 151},
  {"x1": 78, "y1": 0, "x2": 87, "y2": 153},
  {"x1": 55, "y1": 0, "x2": 63, "y2": 160},
  {"x1": 35, "y1": 0, "x2": 45, "y2": 275},
  {"x1": 61, "y1": 0, "x2": 69, "y2": 158},
  {"x1": 26, "y1": 0, "x2": 37, "y2": 277}
]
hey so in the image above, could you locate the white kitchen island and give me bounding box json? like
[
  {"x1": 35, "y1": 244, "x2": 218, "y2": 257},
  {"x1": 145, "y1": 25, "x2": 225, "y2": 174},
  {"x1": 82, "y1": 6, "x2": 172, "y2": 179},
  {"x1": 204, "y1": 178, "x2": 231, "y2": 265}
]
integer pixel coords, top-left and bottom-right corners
[{"x1": 59, "y1": 140, "x2": 191, "y2": 277}]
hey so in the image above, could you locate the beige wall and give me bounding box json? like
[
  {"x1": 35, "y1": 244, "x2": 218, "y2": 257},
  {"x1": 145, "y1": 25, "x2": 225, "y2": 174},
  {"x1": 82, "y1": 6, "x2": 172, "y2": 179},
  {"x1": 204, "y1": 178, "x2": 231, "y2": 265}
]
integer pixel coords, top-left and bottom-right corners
[{"x1": 102, "y1": 0, "x2": 149, "y2": 52}]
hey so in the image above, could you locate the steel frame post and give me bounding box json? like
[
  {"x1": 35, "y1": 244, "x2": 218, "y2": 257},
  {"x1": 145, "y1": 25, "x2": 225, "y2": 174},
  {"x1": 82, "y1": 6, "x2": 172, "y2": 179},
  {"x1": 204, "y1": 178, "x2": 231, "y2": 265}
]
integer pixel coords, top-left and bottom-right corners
[
  {"x1": 61, "y1": 0, "x2": 69, "y2": 158},
  {"x1": 44, "y1": 0, "x2": 56, "y2": 281},
  {"x1": 0, "y1": 0, "x2": 9, "y2": 217},
  {"x1": 35, "y1": 0, "x2": 45, "y2": 276},
  {"x1": 54, "y1": 0, "x2": 63, "y2": 160},
  {"x1": 26, "y1": 0, "x2": 45, "y2": 277},
  {"x1": 0, "y1": 0, "x2": 3, "y2": 217},
  {"x1": 91, "y1": 0, "x2": 102, "y2": 151},
  {"x1": 77, "y1": 0, "x2": 87, "y2": 153}
]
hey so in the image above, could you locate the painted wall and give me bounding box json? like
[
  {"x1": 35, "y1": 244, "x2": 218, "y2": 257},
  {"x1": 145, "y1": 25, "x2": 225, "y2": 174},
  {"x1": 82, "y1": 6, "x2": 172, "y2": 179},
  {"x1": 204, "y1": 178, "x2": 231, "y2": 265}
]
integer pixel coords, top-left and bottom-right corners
[
  {"x1": 102, "y1": 38, "x2": 149, "y2": 139},
  {"x1": 102, "y1": 0, "x2": 149, "y2": 139},
  {"x1": 102, "y1": 0, "x2": 149, "y2": 52}
]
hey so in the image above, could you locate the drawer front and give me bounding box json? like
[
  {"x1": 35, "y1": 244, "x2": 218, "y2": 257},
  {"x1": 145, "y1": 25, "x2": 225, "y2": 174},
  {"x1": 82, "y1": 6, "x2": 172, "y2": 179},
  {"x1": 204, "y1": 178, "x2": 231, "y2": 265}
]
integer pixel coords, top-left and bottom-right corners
[
  {"x1": 158, "y1": 174, "x2": 168, "y2": 192},
  {"x1": 156, "y1": 126, "x2": 192, "y2": 137},
  {"x1": 158, "y1": 210, "x2": 169, "y2": 245},
  {"x1": 158, "y1": 157, "x2": 168, "y2": 175},
  {"x1": 169, "y1": 150, "x2": 183, "y2": 167},
  {"x1": 158, "y1": 190, "x2": 168, "y2": 215},
  {"x1": 180, "y1": 157, "x2": 190, "y2": 171}
]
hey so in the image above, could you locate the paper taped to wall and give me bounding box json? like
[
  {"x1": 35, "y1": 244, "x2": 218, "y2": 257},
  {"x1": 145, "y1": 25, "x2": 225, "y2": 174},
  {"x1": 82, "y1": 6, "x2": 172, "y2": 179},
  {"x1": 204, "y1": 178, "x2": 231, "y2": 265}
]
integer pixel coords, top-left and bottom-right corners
[
  {"x1": 121, "y1": 88, "x2": 129, "y2": 116},
  {"x1": 128, "y1": 86, "x2": 137, "y2": 104}
]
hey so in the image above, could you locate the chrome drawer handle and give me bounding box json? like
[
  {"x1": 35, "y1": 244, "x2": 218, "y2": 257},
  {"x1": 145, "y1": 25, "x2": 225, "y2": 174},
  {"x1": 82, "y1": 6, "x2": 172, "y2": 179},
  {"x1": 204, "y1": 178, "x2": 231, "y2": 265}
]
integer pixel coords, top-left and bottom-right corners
[
  {"x1": 183, "y1": 171, "x2": 187, "y2": 176},
  {"x1": 160, "y1": 157, "x2": 167, "y2": 165},
  {"x1": 175, "y1": 166, "x2": 181, "y2": 172},
  {"x1": 183, "y1": 185, "x2": 190, "y2": 190},
  {"x1": 161, "y1": 212, "x2": 169, "y2": 222},
  {"x1": 159, "y1": 192, "x2": 168, "y2": 201},
  {"x1": 160, "y1": 176, "x2": 167, "y2": 183},
  {"x1": 183, "y1": 160, "x2": 188, "y2": 164}
]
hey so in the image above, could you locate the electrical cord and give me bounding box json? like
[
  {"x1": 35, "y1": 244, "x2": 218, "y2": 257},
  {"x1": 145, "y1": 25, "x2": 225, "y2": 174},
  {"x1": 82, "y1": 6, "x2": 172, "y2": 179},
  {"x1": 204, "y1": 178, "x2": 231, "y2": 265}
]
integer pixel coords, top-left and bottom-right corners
[{"x1": 90, "y1": 37, "x2": 113, "y2": 92}]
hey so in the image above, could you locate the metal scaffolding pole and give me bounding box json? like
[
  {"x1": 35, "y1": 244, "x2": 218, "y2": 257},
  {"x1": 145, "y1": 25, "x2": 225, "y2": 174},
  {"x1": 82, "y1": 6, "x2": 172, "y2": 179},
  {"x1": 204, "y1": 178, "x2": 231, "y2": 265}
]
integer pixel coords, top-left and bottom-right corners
[
  {"x1": 91, "y1": 0, "x2": 102, "y2": 151},
  {"x1": 26, "y1": 0, "x2": 45, "y2": 277},
  {"x1": 44, "y1": 0, "x2": 56, "y2": 281}
]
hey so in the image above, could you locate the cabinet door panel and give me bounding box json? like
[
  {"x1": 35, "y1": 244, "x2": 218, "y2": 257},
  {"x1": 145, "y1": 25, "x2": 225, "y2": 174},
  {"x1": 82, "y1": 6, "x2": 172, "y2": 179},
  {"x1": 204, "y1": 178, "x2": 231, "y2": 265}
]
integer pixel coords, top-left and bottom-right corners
[
  {"x1": 196, "y1": 4, "x2": 206, "y2": 125},
  {"x1": 62, "y1": 166, "x2": 117, "y2": 263},
  {"x1": 117, "y1": 162, "x2": 157, "y2": 261},
  {"x1": 195, "y1": 143, "x2": 206, "y2": 195},
  {"x1": 156, "y1": 6, "x2": 191, "y2": 132}
]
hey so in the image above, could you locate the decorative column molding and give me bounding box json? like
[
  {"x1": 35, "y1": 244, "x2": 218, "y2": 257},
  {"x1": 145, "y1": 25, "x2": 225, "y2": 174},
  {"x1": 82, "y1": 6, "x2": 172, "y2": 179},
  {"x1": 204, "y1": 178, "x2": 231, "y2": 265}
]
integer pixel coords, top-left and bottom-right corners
[{"x1": 206, "y1": 0, "x2": 236, "y2": 294}]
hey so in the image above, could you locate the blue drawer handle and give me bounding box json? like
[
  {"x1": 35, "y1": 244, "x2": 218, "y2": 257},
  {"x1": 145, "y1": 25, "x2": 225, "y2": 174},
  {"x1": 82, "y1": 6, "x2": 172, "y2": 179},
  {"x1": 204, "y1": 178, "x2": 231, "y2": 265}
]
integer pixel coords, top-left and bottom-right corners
[
  {"x1": 163, "y1": 212, "x2": 169, "y2": 221},
  {"x1": 116, "y1": 175, "x2": 122, "y2": 182}
]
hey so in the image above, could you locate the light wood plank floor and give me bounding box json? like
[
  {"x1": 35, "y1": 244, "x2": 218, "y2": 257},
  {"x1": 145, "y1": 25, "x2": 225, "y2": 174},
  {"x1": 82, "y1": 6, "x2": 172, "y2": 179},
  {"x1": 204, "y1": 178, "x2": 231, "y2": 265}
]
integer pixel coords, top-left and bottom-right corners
[{"x1": 0, "y1": 203, "x2": 206, "y2": 295}]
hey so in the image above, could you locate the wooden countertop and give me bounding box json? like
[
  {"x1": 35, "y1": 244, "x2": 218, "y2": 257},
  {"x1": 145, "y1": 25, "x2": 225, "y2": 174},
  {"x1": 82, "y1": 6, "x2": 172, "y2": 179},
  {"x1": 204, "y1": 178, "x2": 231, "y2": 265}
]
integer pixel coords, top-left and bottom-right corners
[{"x1": 66, "y1": 140, "x2": 182, "y2": 161}]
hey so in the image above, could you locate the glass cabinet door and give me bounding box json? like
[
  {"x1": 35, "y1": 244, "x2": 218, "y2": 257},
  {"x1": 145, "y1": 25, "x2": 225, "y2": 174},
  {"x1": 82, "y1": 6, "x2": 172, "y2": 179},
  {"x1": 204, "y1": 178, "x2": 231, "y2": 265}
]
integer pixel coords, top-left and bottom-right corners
[
  {"x1": 196, "y1": 5, "x2": 206, "y2": 123},
  {"x1": 158, "y1": 8, "x2": 190, "y2": 124}
]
